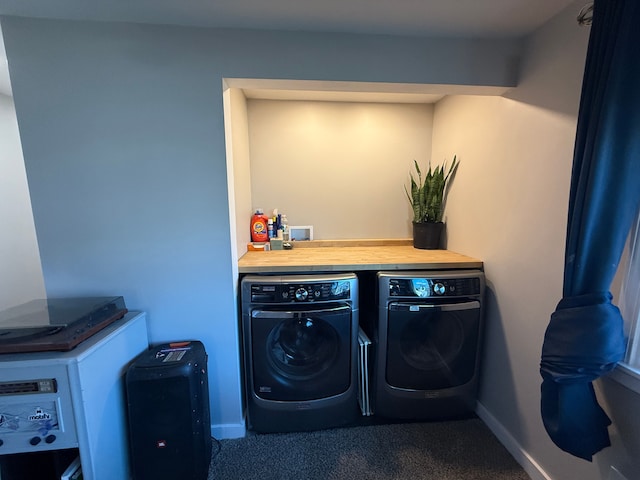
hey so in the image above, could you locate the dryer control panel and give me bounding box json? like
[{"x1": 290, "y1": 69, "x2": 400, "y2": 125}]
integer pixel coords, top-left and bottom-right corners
[{"x1": 387, "y1": 275, "x2": 482, "y2": 298}]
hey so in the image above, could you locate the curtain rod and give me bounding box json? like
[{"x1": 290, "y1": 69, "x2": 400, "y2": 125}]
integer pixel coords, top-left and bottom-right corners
[{"x1": 578, "y1": 2, "x2": 594, "y2": 26}]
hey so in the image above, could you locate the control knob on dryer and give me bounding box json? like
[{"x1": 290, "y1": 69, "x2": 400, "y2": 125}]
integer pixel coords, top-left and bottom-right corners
[
  {"x1": 295, "y1": 287, "x2": 309, "y2": 301},
  {"x1": 433, "y1": 282, "x2": 446, "y2": 295}
]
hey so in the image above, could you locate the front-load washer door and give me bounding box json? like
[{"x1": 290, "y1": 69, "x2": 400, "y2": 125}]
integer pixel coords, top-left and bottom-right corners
[
  {"x1": 250, "y1": 305, "x2": 352, "y2": 401},
  {"x1": 385, "y1": 301, "x2": 481, "y2": 390}
]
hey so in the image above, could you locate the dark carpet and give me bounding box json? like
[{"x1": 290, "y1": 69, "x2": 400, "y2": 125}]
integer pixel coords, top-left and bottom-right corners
[{"x1": 208, "y1": 418, "x2": 531, "y2": 479}]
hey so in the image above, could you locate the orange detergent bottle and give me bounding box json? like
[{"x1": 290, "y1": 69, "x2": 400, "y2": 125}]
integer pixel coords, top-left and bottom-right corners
[{"x1": 250, "y1": 209, "x2": 269, "y2": 242}]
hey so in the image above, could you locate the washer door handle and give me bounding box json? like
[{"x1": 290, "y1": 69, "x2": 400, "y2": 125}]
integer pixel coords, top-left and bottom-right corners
[{"x1": 251, "y1": 306, "x2": 351, "y2": 319}]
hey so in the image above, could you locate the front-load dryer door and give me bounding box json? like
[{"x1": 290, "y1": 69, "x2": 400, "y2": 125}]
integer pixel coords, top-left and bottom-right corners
[
  {"x1": 250, "y1": 305, "x2": 352, "y2": 401},
  {"x1": 386, "y1": 301, "x2": 481, "y2": 390}
]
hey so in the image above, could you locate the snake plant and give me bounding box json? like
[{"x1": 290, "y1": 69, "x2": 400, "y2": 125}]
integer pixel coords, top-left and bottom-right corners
[{"x1": 405, "y1": 156, "x2": 459, "y2": 223}]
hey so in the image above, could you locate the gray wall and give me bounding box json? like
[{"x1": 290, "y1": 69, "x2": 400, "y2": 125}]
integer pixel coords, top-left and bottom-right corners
[{"x1": 0, "y1": 16, "x2": 520, "y2": 438}]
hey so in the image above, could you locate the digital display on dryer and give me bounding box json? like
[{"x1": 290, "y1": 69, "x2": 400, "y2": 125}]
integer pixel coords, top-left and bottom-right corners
[{"x1": 410, "y1": 279, "x2": 430, "y2": 297}]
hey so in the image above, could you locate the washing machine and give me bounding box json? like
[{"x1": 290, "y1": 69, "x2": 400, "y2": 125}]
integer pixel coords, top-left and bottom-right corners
[
  {"x1": 241, "y1": 273, "x2": 359, "y2": 433},
  {"x1": 373, "y1": 270, "x2": 485, "y2": 419}
]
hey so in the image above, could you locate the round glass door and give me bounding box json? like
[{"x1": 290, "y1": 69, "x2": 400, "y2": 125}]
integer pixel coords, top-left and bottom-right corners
[
  {"x1": 399, "y1": 314, "x2": 464, "y2": 371},
  {"x1": 267, "y1": 316, "x2": 339, "y2": 380},
  {"x1": 386, "y1": 301, "x2": 481, "y2": 389}
]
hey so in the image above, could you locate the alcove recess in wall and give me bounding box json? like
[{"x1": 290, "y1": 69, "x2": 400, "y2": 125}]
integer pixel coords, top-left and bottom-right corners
[{"x1": 222, "y1": 78, "x2": 510, "y2": 262}]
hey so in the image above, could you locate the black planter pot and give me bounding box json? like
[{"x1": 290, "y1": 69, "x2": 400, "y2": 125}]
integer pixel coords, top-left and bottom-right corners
[{"x1": 412, "y1": 222, "x2": 444, "y2": 249}]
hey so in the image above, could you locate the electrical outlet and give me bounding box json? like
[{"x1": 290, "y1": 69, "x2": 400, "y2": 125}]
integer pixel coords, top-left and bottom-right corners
[{"x1": 609, "y1": 466, "x2": 629, "y2": 480}]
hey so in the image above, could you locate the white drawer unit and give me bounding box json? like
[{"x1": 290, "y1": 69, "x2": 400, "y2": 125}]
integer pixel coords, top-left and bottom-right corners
[{"x1": 0, "y1": 311, "x2": 149, "y2": 480}]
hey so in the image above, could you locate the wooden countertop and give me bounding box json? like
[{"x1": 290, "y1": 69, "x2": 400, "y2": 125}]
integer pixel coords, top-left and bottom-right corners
[{"x1": 237, "y1": 239, "x2": 483, "y2": 273}]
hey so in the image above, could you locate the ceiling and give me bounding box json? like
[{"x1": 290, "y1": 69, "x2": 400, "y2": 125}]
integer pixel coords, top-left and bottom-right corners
[
  {"x1": 1, "y1": 0, "x2": 579, "y2": 38},
  {"x1": 0, "y1": 0, "x2": 583, "y2": 98}
]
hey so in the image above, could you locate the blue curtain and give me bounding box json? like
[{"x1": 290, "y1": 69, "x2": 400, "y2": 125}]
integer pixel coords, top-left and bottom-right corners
[{"x1": 540, "y1": 0, "x2": 640, "y2": 461}]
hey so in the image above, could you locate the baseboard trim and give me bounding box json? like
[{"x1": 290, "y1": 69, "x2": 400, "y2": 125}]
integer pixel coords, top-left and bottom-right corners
[
  {"x1": 476, "y1": 402, "x2": 552, "y2": 480},
  {"x1": 211, "y1": 422, "x2": 246, "y2": 440}
]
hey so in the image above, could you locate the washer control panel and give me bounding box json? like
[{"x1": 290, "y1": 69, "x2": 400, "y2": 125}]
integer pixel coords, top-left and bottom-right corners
[{"x1": 250, "y1": 281, "x2": 352, "y2": 303}]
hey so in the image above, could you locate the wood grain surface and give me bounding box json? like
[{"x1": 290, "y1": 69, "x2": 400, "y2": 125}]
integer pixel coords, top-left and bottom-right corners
[{"x1": 238, "y1": 241, "x2": 482, "y2": 273}]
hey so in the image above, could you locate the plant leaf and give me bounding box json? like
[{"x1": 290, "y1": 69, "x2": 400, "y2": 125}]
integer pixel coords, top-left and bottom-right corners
[{"x1": 405, "y1": 155, "x2": 459, "y2": 223}]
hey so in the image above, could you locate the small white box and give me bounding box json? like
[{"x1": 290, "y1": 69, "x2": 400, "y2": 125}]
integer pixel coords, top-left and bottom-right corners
[{"x1": 289, "y1": 225, "x2": 313, "y2": 241}]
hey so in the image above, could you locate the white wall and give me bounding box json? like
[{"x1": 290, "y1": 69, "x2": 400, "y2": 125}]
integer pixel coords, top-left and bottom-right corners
[
  {"x1": 224, "y1": 87, "x2": 252, "y2": 263},
  {"x1": 0, "y1": 22, "x2": 44, "y2": 309},
  {"x1": 433, "y1": 2, "x2": 640, "y2": 479},
  {"x1": 0, "y1": 24, "x2": 12, "y2": 96},
  {"x1": 247, "y1": 99, "x2": 434, "y2": 240},
  {"x1": 0, "y1": 93, "x2": 45, "y2": 309}
]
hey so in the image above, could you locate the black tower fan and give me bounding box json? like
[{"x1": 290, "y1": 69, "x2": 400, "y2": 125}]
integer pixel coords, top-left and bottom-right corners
[{"x1": 126, "y1": 341, "x2": 212, "y2": 480}]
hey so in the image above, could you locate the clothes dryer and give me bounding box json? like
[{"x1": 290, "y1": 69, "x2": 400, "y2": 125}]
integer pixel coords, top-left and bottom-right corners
[
  {"x1": 241, "y1": 273, "x2": 359, "y2": 433},
  {"x1": 374, "y1": 270, "x2": 485, "y2": 419}
]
